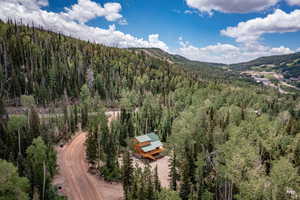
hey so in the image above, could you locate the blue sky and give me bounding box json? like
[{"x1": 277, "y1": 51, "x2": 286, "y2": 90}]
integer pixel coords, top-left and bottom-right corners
[{"x1": 1, "y1": 0, "x2": 300, "y2": 63}]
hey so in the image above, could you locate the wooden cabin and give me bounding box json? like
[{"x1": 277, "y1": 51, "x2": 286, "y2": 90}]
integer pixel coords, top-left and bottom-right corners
[{"x1": 133, "y1": 133, "x2": 164, "y2": 160}]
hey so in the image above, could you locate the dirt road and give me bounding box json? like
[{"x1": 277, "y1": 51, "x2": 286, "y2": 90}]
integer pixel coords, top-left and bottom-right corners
[
  {"x1": 53, "y1": 111, "x2": 123, "y2": 200},
  {"x1": 53, "y1": 111, "x2": 170, "y2": 199}
]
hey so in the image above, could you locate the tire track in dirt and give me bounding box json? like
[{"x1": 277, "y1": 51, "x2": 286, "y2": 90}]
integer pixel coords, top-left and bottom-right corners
[{"x1": 54, "y1": 111, "x2": 123, "y2": 200}]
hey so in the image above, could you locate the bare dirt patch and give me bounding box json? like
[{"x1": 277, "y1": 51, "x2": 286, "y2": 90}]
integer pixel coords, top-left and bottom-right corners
[
  {"x1": 53, "y1": 110, "x2": 170, "y2": 199},
  {"x1": 53, "y1": 132, "x2": 123, "y2": 200},
  {"x1": 132, "y1": 156, "x2": 170, "y2": 188},
  {"x1": 53, "y1": 111, "x2": 123, "y2": 200}
]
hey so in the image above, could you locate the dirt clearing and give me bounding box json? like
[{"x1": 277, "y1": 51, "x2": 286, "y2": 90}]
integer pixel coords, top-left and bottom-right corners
[
  {"x1": 53, "y1": 110, "x2": 170, "y2": 200},
  {"x1": 132, "y1": 156, "x2": 170, "y2": 188},
  {"x1": 53, "y1": 132, "x2": 123, "y2": 200}
]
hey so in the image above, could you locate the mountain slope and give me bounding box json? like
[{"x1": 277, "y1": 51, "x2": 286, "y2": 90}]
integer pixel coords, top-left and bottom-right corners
[
  {"x1": 231, "y1": 52, "x2": 300, "y2": 89},
  {"x1": 0, "y1": 21, "x2": 199, "y2": 104},
  {"x1": 232, "y1": 52, "x2": 300, "y2": 68},
  {"x1": 231, "y1": 52, "x2": 300, "y2": 78},
  {"x1": 131, "y1": 48, "x2": 225, "y2": 68},
  {"x1": 130, "y1": 48, "x2": 237, "y2": 80}
]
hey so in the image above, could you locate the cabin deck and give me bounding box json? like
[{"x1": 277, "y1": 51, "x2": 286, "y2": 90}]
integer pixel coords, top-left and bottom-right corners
[{"x1": 133, "y1": 133, "x2": 165, "y2": 160}]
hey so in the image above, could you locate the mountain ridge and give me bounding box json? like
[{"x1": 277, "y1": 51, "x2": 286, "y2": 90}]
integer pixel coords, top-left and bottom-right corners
[
  {"x1": 231, "y1": 52, "x2": 300, "y2": 71},
  {"x1": 130, "y1": 48, "x2": 226, "y2": 67}
]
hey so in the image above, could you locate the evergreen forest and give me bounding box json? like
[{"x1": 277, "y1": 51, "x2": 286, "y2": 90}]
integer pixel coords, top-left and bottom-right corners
[{"x1": 0, "y1": 21, "x2": 299, "y2": 200}]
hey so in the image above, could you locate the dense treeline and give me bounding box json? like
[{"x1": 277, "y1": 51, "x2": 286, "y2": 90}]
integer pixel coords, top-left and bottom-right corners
[
  {"x1": 0, "y1": 20, "x2": 201, "y2": 106},
  {"x1": 231, "y1": 52, "x2": 300, "y2": 71},
  {"x1": 0, "y1": 20, "x2": 198, "y2": 200},
  {"x1": 131, "y1": 48, "x2": 240, "y2": 81},
  {"x1": 86, "y1": 81, "x2": 300, "y2": 199},
  {"x1": 168, "y1": 86, "x2": 300, "y2": 200},
  {"x1": 1, "y1": 20, "x2": 300, "y2": 200},
  {"x1": 0, "y1": 87, "x2": 98, "y2": 199},
  {"x1": 0, "y1": 98, "x2": 65, "y2": 199}
]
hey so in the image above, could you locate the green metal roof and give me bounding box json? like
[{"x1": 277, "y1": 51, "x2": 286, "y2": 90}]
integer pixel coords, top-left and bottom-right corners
[
  {"x1": 135, "y1": 132, "x2": 160, "y2": 143},
  {"x1": 147, "y1": 132, "x2": 160, "y2": 141},
  {"x1": 135, "y1": 135, "x2": 151, "y2": 143},
  {"x1": 141, "y1": 141, "x2": 163, "y2": 152}
]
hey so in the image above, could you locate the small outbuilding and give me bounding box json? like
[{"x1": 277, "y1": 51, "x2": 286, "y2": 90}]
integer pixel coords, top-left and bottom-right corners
[{"x1": 133, "y1": 133, "x2": 164, "y2": 160}]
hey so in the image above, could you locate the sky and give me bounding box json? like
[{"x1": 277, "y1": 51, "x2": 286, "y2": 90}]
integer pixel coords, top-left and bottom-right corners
[{"x1": 1, "y1": 0, "x2": 300, "y2": 64}]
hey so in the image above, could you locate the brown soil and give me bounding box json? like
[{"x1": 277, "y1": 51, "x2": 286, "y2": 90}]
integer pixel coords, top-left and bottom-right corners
[
  {"x1": 53, "y1": 110, "x2": 170, "y2": 200},
  {"x1": 53, "y1": 132, "x2": 123, "y2": 200},
  {"x1": 53, "y1": 111, "x2": 123, "y2": 200},
  {"x1": 132, "y1": 156, "x2": 170, "y2": 188}
]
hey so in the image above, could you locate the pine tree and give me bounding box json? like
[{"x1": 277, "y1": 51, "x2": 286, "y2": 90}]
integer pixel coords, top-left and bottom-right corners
[
  {"x1": 138, "y1": 179, "x2": 146, "y2": 200},
  {"x1": 74, "y1": 104, "x2": 78, "y2": 129},
  {"x1": 169, "y1": 150, "x2": 178, "y2": 191},
  {"x1": 131, "y1": 177, "x2": 139, "y2": 200},
  {"x1": 29, "y1": 106, "x2": 40, "y2": 139},
  {"x1": 122, "y1": 150, "x2": 133, "y2": 200},
  {"x1": 69, "y1": 107, "x2": 76, "y2": 134},
  {"x1": 0, "y1": 98, "x2": 8, "y2": 124},
  {"x1": 0, "y1": 99, "x2": 8, "y2": 159},
  {"x1": 102, "y1": 129, "x2": 120, "y2": 181},
  {"x1": 85, "y1": 131, "x2": 98, "y2": 164},
  {"x1": 80, "y1": 84, "x2": 91, "y2": 130},
  {"x1": 154, "y1": 165, "x2": 161, "y2": 193},
  {"x1": 184, "y1": 141, "x2": 196, "y2": 184},
  {"x1": 195, "y1": 153, "x2": 205, "y2": 200},
  {"x1": 180, "y1": 160, "x2": 191, "y2": 200},
  {"x1": 81, "y1": 104, "x2": 88, "y2": 130},
  {"x1": 119, "y1": 123, "x2": 128, "y2": 147},
  {"x1": 62, "y1": 104, "x2": 70, "y2": 139},
  {"x1": 146, "y1": 176, "x2": 154, "y2": 200},
  {"x1": 120, "y1": 109, "x2": 134, "y2": 143}
]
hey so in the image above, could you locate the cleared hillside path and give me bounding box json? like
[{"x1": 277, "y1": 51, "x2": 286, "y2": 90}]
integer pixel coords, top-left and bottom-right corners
[{"x1": 53, "y1": 111, "x2": 123, "y2": 200}]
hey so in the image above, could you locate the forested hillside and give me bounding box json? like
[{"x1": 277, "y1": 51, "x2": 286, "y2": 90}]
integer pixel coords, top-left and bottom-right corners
[
  {"x1": 231, "y1": 52, "x2": 300, "y2": 70},
  {"x1": 132, "y1": 48, "x2": 232, "y2": 79},
  {"x1": 0, "y1": 21, "x2": 300, "y2": 200},
  {"x1": 0, "y1": 20, "x2": 207, "y2": 106},
  {"x1": 231, "y1": 52, "x2": 300, "y2": 80}
]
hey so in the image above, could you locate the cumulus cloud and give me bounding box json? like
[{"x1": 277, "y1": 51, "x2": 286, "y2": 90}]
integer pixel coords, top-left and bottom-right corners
[
  {"x1": 185, "y1": 0, "x2": 278, "y2": 14},
  {"x1": 177, "y1": 42, "x2": 240, "y2": 63},
  {"x1": 0, "y1": 0, "x2": 297, "y2": 64},
  {"x1": 221, "y1": 9, "x2": 300, "y2": 44},
  {"x1": 286, "y1": 0, "x2": 300, "y2": 6},
  {"x1": 176, "y1": 39, "x2": 294, "y2": 64},
  {"x1": 2, "y1": 0, "x2": 48, "y2": 10},
  {"x1": 269, "y1": 46, "x2": 294, "y2": 54},
  {"x1": 0, "y1": 0, "x2": 168, "y2": 50},
  {"x1": 62, "y1": 0, "x2": 122, "y2": 23}
]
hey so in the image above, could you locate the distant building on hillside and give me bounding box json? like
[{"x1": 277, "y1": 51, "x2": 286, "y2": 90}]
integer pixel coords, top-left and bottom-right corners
[{"x1": 133, "y1": 133, "x2": 164, "y2": 160}]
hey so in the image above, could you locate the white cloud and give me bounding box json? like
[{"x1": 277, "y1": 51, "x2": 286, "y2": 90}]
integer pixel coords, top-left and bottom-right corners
[
  {"x1": 118, "y1": 19, "x2": 128, "y2": 25},
  {"x1": 61, "y1": 0, "x2": 123, "y2": 23},
  {"x1": 0, "y1": 0, "x2": 168, "y2": 51},
  {"x1": 296, "y1": 48, "x2": 300, "y2": 52},
  {"x1": 176, "y1": 39, "x2": 294, "y2": 64},
  {"x1": 2, "y1": 0, "x2": 48, "y2": 10},
  {"x1": 184, "y1": 10, "x2": 194, "y2": 14},
  {"x1": 221, "y1": 9, "x2": 300, "y2": 44},
  {"x1": 177, "y1": 42, "x2": 240, "y2": 63},
  {"x1": 0, "y1": 0, "x2": 297, "y2": 64},
  {"x1": 286, "y1": 0, "x2": 300, "y2": 6},
  {"x1": 148, "y1": 34, "x2": 168, "y2": 49},
  {"x1": 185, "y1": 0, "x2": 278, "y2": 14},
  {"x1": 269, "y1": 46, "x2": 294, "y2": 54}
]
